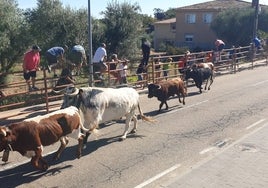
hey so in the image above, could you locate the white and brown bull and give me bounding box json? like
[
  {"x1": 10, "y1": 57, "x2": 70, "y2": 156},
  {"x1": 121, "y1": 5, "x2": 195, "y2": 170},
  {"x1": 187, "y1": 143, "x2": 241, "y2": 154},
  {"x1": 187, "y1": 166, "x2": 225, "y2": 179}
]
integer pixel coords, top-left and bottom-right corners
[
  {"x1": 56, "y1": 86, "x2": 155, "y2": 143},
  {"x1": 0, "y1": 106, "x2": 90, "y2": 171}
]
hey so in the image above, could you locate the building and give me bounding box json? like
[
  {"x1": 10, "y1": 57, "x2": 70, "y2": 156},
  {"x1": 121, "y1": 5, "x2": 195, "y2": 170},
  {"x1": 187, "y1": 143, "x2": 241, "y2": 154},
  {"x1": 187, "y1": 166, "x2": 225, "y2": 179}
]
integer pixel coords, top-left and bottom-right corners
[{"x1": 153, "y1": 0, "x2": 252, "y2": 51}]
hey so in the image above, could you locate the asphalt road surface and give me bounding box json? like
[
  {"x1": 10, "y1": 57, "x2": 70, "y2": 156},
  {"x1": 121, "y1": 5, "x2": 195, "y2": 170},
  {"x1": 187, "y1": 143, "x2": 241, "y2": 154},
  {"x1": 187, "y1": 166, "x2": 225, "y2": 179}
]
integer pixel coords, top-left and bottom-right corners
[{"x1": 1, "y1": 65, "x2": 268, "y2": 188}]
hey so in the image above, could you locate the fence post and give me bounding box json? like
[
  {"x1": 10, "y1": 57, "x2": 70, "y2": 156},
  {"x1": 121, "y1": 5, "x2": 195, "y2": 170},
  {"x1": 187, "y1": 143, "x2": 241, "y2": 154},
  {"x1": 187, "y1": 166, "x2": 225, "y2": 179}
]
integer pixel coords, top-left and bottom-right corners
[{"x1": 43, "y1": 69, "x2": 49, "y2": 113}]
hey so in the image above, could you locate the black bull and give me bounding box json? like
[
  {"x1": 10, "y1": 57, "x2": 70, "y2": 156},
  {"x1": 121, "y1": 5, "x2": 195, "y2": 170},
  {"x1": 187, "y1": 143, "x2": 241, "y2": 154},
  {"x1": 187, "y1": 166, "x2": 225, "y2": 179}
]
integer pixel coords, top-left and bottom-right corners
[{"x1": 185, "y1": 67, "x2": 214, "y2": 93}]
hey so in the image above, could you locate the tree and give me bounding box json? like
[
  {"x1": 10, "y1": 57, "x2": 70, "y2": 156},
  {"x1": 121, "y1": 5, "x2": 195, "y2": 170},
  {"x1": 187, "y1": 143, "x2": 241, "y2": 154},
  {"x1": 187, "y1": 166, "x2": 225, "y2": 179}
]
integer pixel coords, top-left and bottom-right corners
[
  {"x1": 153, "y1": 8, "x2": 166, "y2": 20},
  {"x1": 0, "y1": 0, "x2": 29, "y2": 76},
  {"x1": 211, "y1": 7, "x2": 268, "y2": 46},
  {"x1": 102, "y1": 1, "x2": 143, "y2": 59}
]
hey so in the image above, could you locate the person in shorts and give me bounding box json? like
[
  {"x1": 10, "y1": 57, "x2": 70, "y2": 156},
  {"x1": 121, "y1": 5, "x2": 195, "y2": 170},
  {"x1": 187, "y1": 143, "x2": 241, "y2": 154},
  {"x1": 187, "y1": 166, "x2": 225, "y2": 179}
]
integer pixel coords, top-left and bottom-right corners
[
  {"x1": 69, "y1": 44, "x2": 86, "y2": 75},
  {"x1": 23, "y1": 45, "x2": 41, "y2": 91},
  {"x1": 45, "y1": 45, "x2": 68, "y2": 75}
]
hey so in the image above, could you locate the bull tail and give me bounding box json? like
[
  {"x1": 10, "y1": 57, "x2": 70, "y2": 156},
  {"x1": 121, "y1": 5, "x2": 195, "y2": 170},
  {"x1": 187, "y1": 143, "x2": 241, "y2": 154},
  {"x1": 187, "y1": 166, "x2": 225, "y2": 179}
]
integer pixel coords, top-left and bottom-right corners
[{"x1": 137, "y1": 103, "x2": 156, "y2": 123}]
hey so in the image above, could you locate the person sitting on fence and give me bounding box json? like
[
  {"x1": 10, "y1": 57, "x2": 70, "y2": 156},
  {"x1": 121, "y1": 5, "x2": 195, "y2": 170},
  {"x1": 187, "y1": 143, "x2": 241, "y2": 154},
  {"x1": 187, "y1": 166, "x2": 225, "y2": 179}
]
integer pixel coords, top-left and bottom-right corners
[
  {"x1": 68, "y1": 44, "x2": 86, "y2": 75},
  {"x1": 53, "y1": 67, "x2": 75, "y2": 92},
  {"x1": 23, "y1": 45, "x2": 41, "y2": 91},
  {"x1": 92, "y1": 43, "x2": 108, "y2": 85}
]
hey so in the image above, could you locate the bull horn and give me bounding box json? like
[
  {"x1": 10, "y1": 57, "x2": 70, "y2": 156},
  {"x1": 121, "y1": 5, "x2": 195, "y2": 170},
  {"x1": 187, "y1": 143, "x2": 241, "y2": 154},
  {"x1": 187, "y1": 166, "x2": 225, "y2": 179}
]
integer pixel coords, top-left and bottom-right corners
[
  {"x1": 0, "y1": 128, "x2": 7, "y2": 137},
  {"x1": 66, "y1": 87, "x2": 79, "y2": 97},
  {"x1": 52, "y1": 87, "x2": 67, "y2": 94},
  {"x1": 157, "y1": 85, "x2": 161, "y2": 89}
]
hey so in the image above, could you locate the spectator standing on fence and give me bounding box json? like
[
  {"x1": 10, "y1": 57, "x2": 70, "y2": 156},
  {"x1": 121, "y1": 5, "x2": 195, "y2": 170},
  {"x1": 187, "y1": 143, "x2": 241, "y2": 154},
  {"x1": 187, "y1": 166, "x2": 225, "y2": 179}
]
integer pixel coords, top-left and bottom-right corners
[
  {"x1": 140, "y1": 38, "x2": 151, "y2": 81},
  {"x1": 141, "y1": 38, "x2": 151, "y2": 66},
  {"x1": 163, "y1": 57, "x2": 172, "y2": 80},
  {"x1": 23, "y1": 45, "x2": 41, "y2": 91},
  {"x1": 92, "y1": 43, "x2": 108, "y2": 81},
  {"x1": 118, "y1": 60, "x2": 128, "y2": 84},
  {"x1": 45, "y1": 45, "x2": 68, "y2": 76},
  {"x1": 69, "y1": 44, "x2": 86, "y2": 75},
  {"x1": 215, "y1": 39, "x2": 225, "y2": 61}
]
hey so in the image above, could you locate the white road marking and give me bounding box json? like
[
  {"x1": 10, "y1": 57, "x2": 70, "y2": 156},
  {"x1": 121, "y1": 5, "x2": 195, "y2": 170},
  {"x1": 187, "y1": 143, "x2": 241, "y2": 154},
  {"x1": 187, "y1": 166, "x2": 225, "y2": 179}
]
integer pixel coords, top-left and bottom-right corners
[
  {"x1": 246, "y1": 119, "x2": 266, "y2": 130},
  {"x1": 199, "y1": 146, "x2": 216, "y2": 155},
  {"x1": 165, "y1": 100, "x2": 209, "y2": 115},
  {"x1": 250, "y1": 80, "x2": 268, "y2": 87},
  {"x1": 134, "y1": 164, "x2": 181, "y2": 188},
  {"x1": 0, "y1": 150, "x2": 56, "y2": 172}
]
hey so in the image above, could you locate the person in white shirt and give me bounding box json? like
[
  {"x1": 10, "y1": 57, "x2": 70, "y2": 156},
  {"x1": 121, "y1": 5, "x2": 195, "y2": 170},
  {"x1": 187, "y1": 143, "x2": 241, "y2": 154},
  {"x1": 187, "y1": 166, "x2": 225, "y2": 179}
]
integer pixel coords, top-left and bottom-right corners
[{"x1": 93, "y1": 43, "x2": 108, "y2": 81}]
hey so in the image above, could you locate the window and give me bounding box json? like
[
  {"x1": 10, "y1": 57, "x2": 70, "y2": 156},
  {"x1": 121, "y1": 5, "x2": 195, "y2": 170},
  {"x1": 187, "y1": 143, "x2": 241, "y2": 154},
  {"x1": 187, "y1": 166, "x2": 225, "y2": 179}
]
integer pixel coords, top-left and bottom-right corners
[
  {"x1": 170, "y1": 23, "x2": 176, "y2": 32},
  {"x1": 203, "y1": 13, "x2": 213, "y2": 24},
  {"x1": 185, "y1": 34, "x2": 194, "y2": 42},
  {"x1": 185, "y1": 14, "x2": 196, "y2": 24}
]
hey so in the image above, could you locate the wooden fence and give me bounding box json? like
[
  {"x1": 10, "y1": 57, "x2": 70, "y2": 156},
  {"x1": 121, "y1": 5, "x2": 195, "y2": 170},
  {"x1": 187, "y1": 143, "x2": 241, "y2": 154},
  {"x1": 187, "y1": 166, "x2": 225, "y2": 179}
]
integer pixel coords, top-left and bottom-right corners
[{"x1": 0, "y1": 45, "x2": 267, "y2": 121}]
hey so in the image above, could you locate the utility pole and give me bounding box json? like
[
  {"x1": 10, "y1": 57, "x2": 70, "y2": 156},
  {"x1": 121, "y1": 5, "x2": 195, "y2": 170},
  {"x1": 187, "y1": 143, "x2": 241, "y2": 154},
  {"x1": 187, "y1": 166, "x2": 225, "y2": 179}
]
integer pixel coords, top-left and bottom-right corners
[{"x1": 88, "y1": 0, "x2": 94, "y2": 86}]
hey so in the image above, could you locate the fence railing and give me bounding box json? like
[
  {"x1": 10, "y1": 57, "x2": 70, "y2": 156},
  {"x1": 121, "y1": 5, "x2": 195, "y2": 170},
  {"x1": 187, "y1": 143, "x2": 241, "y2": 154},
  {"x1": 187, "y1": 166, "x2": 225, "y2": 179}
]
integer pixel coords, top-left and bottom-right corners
[{"x1": 0, "y1": 45, "x2": 267, "y2": 120}]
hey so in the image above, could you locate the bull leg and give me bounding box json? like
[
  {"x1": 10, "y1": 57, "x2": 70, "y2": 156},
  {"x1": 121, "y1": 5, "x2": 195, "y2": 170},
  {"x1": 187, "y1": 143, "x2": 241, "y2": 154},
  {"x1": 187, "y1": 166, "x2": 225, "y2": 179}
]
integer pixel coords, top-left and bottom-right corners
[
  {"x1": 130, "y1": 115, "x2": 138, "y2": 134},
  {"x1": 83, "y1": 132, "x2": 90, "y2": 145},
  {"x1": 120, "y1": 115, "x2": 132, "y2": 141},
  {"x1": 54, "y1": 136, "x2": 69, "y2": 160},
  {"x1": 77, "y1": 135, "x2": 85, "y2": 159},
  {"x1": 31, "y1": 147, "x2": 48, "y2": 170},
  {"x1": 208, "y1": 76, "x2": 214, "y2": 90},
  {"x1": 204, "y1": 79, "x2": 209, "y2": 90}
]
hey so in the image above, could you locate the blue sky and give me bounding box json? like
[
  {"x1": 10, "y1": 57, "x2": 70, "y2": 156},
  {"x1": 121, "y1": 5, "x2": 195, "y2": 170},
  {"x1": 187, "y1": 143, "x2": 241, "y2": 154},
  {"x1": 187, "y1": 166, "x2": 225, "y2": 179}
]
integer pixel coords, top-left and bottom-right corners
[{"x1": 16, "y1": 0, "x2": 268, "y2": 18}]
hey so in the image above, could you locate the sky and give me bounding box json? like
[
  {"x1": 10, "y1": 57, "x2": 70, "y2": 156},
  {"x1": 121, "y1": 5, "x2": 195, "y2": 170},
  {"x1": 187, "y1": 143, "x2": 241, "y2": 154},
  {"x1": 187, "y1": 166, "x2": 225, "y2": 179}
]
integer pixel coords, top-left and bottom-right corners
[{"x1": 16, "y1": 0, "x2": 268, "y2": 18}]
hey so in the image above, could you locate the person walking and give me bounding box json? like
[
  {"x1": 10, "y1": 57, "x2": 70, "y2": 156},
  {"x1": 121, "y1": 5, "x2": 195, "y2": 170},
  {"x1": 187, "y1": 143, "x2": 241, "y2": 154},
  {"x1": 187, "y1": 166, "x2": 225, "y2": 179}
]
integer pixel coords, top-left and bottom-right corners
[
  {"x1": 92, "y1": 43, "x2": 108, "y2": 81},
  {"x1": 22, "y1": 45, "x2": 41, "y2": 91}
]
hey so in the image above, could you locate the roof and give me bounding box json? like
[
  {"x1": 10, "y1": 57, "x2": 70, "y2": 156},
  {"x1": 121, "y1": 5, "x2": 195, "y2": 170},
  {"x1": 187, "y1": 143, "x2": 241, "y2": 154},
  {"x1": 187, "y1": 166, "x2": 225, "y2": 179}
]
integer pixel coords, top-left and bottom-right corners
[
  {"x1": 177, "y1": 0, "x2": 251, "y2": 10},
  {"x1": 154, "y1": 18, "x2": 176, "y2": 24}
]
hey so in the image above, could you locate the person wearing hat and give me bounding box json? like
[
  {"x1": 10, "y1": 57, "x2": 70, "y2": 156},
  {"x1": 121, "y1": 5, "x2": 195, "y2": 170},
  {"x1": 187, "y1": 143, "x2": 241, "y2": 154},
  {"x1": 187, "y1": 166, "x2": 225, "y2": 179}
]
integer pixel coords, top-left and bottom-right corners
[{"x1": 22, "y1": 45, "x2": 41, "y2": 91}]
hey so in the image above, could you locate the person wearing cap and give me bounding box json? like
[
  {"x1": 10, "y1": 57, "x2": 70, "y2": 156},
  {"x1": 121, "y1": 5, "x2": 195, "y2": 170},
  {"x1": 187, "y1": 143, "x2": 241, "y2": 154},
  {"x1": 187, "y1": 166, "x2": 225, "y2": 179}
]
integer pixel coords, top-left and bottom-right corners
[
  {"x1": 23, "y1": 45, "x2": 41, "y2": 91},
  {"x1": 45, "y1": 45, "x2": 68, "y2": 74},
  {"x1": 92, "y1": 43, "x2": 108, "y2": 82}
]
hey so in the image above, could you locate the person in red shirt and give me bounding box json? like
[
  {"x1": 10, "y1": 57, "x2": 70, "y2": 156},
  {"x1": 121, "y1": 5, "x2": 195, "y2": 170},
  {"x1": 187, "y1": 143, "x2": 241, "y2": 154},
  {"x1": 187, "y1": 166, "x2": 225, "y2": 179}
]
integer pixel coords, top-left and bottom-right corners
[{"x1": 23, "y1": 45, "x2": 41, "y2": 91}]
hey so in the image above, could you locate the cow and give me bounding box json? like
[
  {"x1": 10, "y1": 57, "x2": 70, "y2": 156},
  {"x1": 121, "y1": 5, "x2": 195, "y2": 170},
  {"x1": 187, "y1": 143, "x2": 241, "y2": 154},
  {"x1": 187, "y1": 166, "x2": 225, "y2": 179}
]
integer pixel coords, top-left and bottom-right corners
[
  {"x1": 55, "y1": 86, "x2": 155, "y2": 143},
  {"x1": 147, "y1": 78, "x2": 187, "y2": 112},
  {"x1": 185, "y1": 66, "x2": 214, "y2": 93},
  {"x1": 0, "y1": 106, "x2": 90, "y2": 171}
]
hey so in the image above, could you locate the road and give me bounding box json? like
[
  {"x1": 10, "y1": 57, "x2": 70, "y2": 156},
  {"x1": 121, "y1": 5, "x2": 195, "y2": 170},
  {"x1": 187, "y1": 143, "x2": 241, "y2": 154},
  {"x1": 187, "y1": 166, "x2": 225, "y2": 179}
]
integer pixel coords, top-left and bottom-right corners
[{"x1": 1, "y1": 65, "x2": 268, "y2": 188}]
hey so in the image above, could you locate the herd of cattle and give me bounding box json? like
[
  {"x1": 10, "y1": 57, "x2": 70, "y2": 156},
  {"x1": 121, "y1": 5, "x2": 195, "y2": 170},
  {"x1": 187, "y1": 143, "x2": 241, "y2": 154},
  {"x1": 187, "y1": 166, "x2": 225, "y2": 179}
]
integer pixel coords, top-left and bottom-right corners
[{"x1": 0, "y1": 62, "x2": 214, "y2": 171}]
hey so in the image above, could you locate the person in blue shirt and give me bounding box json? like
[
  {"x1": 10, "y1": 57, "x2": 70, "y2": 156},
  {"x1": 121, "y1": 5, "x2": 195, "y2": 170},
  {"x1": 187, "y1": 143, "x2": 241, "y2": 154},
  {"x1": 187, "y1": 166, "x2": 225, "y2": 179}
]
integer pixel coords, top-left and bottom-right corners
[
  {"x1": 45, "y1": 45, "x2": 68, "y2": 73},
  {"x1": 253, "y1": 37, "x2": 261, "y2": 49}
]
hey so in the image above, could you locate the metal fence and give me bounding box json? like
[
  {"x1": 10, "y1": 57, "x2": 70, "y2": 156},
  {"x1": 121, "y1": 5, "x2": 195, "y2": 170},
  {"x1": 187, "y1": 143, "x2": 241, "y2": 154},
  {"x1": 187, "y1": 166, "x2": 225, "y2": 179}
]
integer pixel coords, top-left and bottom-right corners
[{"x1": 0, "y1": 45, "x2": 267, "y2": 121}]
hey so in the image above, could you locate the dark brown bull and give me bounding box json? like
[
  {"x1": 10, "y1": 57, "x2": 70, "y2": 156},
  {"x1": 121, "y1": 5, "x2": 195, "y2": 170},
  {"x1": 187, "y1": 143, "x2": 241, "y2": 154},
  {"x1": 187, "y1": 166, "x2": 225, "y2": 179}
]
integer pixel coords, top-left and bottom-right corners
[
  {"x1": 148, "y1": 78, "x2": 187, "y2": 112},
  {"x1": 0, "y1": 106, "x2": 89, "y2": 171}
]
